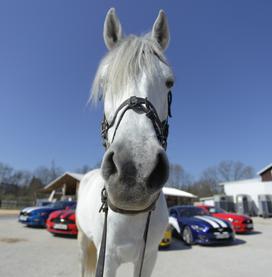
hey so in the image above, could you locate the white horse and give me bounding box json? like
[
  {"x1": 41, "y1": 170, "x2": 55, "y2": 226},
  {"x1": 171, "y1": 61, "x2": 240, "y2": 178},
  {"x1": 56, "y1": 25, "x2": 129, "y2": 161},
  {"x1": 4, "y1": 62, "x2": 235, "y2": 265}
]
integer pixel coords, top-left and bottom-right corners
[{"x1": 76, "y1": 8, "x2": 174, "y2": 277}]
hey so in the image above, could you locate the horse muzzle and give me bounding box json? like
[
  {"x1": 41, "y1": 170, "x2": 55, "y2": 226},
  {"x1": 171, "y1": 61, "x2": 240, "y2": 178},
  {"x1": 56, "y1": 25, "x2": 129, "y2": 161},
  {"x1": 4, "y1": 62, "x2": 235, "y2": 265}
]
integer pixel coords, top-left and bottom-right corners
[{"x1": 101, "y1": 143, "x2": 169, "y2": 211}]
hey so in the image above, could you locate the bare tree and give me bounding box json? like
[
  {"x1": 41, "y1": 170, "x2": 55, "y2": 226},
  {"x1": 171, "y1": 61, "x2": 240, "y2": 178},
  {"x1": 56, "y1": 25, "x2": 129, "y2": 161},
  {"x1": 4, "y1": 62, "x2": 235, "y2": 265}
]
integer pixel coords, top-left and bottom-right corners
[
  {"x1": 217, "y1": 160, "x2": 255, "y2": 181},
  {"x1": 0, "y1": 161, "x2": 63, "y2": 202},
  {"x1": 0, "y1": 163, "x2": 31, "y2": 187},
  {"x1": 27, "y1": 177, "x2": 45, "y2": 200},
  {"x1": 202, "y1": 160, "x2": 255, "y2": 183},
  {"x1": 76, "y1": 161, "x2": 101, "y2": 174},
  {"x1": 189, "y1": 160, "x2": 256, "y2": 197},
  {"x1": 0, "y1": 162, "x2": 14, "y2": 184},
  {"x1": 187, "y1": 180, "x2": 214, "y2": 198},
  {"x1": 9, "y1": 170, "x2": 32, "y2": 187},
  {"x1": 167, "y1": 163, "x2": 192, "y2": 189},
  {"x1": 76, "y1": 165, "x2": 93, "y2": 174},
  {"x1": 34, "y1": 161, "x2": 63, "y2": 185}
]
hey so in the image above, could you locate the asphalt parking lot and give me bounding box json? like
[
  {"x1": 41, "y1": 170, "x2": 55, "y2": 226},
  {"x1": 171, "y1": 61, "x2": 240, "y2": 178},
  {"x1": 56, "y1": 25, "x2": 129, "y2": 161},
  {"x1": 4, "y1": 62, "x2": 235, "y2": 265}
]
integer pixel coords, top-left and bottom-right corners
[{"x1": 0, "y1": 215, "x2": 271, "y2": 277}]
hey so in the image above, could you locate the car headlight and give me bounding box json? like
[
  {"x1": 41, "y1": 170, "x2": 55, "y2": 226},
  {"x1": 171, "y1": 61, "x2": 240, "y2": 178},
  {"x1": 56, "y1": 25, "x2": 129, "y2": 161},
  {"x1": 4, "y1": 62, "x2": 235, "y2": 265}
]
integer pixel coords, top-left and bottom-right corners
[
  {"x1": 191, "y1": 225, "x2": 208, "y2": 232},
  {"x1": 228, "y1": 218, "x2": 238, "y2": 223}
]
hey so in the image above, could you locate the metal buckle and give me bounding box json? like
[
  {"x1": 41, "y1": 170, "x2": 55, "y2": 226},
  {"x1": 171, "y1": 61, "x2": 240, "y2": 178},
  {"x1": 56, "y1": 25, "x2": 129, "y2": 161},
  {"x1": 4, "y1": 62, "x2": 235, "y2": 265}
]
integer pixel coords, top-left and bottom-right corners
[
  {"x1": 99, "y1": 188, "x2": 108, "y2": 213},
  {"x1": 129, "y1": 96, "x2": 138, "y2": 107}
]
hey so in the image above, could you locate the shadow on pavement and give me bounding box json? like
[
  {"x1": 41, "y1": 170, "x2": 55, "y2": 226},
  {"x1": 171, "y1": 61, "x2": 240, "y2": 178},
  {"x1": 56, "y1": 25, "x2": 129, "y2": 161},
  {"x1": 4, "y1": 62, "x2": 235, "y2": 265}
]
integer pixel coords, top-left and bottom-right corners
[
  {"x1": 23, "y1": 225, "x2": 45, "y2": 230},
  {"x1": 51, "y1": 233, "x2": 77, "y2": 239},
  {"x1": 237, "y1": 231, "x2": 262, "y2": 235},
  {"x1": 202, "y1": 238, "x2": 246, "y2": 248},
  {"x1": 159, "y1": 238, "x2": 191, "y2": 251}
]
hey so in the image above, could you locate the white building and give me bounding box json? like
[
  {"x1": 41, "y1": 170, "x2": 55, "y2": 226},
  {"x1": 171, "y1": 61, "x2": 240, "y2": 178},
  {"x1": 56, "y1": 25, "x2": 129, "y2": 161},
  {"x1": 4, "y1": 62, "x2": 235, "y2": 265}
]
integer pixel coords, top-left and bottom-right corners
[{"x1": 220, "y1": 164, "x2": 272, "y2": 215}]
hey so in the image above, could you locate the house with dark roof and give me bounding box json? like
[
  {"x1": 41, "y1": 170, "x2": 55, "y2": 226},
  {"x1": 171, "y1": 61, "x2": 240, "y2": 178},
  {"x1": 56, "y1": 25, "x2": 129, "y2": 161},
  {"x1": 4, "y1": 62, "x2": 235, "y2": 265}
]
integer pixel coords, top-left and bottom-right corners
[{"x1": 258, "y1": 164, "x2": 272, "y2": 182}]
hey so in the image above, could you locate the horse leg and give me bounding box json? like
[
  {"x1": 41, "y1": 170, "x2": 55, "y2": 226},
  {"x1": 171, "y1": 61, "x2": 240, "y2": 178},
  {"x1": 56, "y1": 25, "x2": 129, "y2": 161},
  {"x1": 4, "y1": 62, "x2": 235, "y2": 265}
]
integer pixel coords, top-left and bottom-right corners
[
  {"x1": 78, "y1": 227, "x2": 97, "y2": 277},
  {"x1": 133, "y1": 250, "x2": 158, "y2": 277},
  {"x1": 101, "y1": 253, "x2": 119, "y2": 277}
]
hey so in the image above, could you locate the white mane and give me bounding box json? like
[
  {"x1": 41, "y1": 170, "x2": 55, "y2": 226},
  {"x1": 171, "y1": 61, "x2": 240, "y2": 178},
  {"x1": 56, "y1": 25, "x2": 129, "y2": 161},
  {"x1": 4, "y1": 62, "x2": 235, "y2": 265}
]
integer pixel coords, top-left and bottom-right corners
[{"x1": 91, "y1": 35, "x2": 168, "y2": 105}]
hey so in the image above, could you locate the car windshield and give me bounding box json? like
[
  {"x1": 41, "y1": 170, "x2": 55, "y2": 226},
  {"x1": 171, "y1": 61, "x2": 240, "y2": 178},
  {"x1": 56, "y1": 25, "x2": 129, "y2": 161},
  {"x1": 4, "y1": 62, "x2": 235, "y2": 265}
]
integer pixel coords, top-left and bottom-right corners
[
  {"x1": 46, "y1": 203, "x2": 64, "y2": 209},
  {"x1": 178, "y1": 207, "x2": 208, "y2": 217},
  {"x1": 208, "y1": 207, "x2": 226, "y2": 213},
  {"x1": 46, "y1": 202, "x2": 75, "y2": 209}
]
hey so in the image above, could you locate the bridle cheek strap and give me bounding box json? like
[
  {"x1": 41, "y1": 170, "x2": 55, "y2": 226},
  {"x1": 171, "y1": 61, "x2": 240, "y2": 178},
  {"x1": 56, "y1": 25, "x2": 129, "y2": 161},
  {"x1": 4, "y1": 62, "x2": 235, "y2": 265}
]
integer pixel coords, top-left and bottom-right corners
[{"x1": 101, "y1": 91, "x2": 172, "y2": 150}]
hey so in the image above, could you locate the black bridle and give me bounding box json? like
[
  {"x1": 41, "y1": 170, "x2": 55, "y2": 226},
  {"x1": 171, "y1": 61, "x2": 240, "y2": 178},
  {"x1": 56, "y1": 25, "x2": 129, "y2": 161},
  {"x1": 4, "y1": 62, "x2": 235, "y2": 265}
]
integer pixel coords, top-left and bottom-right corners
[
  {"x1": 101, "y1": 91, "x2": 172, "y2": 150},
  {"x1": 96, "y1": 91, "x2": 172, "y2": 277}
]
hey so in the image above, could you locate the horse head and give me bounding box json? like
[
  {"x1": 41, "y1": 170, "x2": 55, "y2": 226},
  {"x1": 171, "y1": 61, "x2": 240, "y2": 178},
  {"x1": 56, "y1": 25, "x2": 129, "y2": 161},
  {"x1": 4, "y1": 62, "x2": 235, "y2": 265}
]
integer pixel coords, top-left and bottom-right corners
[{"x1": 92, "y1": 8, "x2": 174, "y2": 212}]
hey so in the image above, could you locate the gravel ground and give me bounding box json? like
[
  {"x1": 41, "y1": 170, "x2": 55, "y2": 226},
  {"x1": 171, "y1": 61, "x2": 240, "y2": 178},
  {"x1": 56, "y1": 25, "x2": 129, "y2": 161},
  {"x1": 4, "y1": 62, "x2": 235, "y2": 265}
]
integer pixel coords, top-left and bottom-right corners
[
  {"x1": 0, "y1": 209, "x2": 20, "y2": 216},
  {"x1": 0, "y1": 215, "x2": 271, "y2": 277}
]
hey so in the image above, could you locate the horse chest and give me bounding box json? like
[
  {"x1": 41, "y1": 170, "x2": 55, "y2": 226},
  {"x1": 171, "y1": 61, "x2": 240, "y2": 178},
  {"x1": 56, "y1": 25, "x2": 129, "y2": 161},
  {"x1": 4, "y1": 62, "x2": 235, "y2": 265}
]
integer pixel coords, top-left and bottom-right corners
[
  {"x1": 106, "y1": 215, "x2": 148, "y2": 262},
  {"x1": 115, "y1": 242, "x2": 142, "y2": 262}
]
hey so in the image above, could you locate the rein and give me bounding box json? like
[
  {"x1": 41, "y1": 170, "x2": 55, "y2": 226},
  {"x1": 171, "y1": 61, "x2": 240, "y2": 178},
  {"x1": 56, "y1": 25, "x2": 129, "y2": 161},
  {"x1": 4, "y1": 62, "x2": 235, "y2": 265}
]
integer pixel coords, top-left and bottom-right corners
[
  {"x1": 96, "y1": 188, "x2": 155, "y2": 277},
  {"x1": 96, "y1": 91, "x2": 172, "y2": 277}
]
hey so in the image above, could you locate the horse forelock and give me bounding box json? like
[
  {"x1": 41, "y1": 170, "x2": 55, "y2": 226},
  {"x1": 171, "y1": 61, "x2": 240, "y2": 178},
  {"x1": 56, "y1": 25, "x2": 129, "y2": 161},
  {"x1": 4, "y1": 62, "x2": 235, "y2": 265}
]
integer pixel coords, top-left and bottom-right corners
[{"x1": 91, "y1": 34, "x2": 168, "y2": 106}]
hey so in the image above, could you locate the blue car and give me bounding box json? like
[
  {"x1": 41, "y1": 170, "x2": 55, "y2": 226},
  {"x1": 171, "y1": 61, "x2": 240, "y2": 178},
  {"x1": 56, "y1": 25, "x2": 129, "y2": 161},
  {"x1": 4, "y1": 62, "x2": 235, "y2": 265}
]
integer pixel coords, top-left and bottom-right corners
[
  {"x1": 18, "y1": 201, "x2": 76, "y2": 227},
  {"x1": 169, "y1": 206, "x2": 235, "y2": 245}
]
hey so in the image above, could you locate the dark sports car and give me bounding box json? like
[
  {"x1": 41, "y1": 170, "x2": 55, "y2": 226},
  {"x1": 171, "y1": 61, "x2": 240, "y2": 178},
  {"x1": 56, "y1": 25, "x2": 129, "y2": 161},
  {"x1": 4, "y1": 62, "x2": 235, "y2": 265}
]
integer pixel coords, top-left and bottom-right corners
[
  {"x1": 169, "y1": 206, "x2": 235, "y2": 245},
  {"x1": 46, "y1": 205, "x2": 77, "y2": 236},
  {"x1": 18, "y1": 201, "x2": 76, "y2": 227}
]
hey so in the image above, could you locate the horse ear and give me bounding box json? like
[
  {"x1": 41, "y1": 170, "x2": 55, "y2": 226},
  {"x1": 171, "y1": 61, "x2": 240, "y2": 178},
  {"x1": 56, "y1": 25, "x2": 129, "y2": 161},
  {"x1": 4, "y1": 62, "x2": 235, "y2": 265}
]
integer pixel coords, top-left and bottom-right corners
[
  {"x1": 103, "y1": 8, "x2": 123, "y2": 50},
  {"x1": 151, "y1": 10, "x2": 170, "y2": 50}
]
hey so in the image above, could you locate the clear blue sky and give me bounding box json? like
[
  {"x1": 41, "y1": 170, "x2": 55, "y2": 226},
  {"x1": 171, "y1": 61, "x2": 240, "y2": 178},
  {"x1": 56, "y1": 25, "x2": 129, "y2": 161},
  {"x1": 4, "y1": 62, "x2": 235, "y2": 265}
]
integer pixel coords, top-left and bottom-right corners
[{"x1": 0, "y1": 0, "x2": 271, "y2": 177}]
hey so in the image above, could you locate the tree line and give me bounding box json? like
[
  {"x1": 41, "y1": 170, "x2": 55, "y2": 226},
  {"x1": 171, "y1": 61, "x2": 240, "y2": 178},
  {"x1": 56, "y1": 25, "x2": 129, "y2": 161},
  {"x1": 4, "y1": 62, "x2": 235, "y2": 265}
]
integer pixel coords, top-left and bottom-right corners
[
  {"x1": 0, "y1": 160, "x2": 255, "y2": 202},
  {"x1": 167, "y1": 161, "x2": 255, "y2": 197},
  {"x1": 0, "y1": 162, "x2": 96, "y2": 202}
]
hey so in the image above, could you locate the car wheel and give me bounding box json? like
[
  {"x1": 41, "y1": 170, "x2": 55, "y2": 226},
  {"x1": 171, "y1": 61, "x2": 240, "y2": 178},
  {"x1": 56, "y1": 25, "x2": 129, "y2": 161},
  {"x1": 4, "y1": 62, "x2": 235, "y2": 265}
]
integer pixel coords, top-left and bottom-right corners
[{"x1": 182, "y1": 226, "x2": 193, "y2": 245}]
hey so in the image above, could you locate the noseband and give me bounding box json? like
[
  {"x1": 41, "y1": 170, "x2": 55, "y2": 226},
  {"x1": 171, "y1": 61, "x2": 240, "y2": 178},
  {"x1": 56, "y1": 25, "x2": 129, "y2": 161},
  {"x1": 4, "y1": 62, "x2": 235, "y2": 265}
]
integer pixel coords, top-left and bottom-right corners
[{"x1": 101, "y1": 91, "x2": 172, "y2": 150}]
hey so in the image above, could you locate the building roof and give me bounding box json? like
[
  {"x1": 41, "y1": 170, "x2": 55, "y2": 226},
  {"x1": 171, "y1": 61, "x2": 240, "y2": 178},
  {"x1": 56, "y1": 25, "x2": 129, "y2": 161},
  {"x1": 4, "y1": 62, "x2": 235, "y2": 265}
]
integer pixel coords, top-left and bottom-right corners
[
  {"x1": 43, "y1": 172, "x2": 84, "y2": 192},
  {"x1": 162, "y1": 187, "x2": 197, "y2": 198},
  {"x1": 65, "y1": 172, "x2": 84, "y2": 181},
  {"x1": 43, "y1": 172, "x2": 197, "y2": 198},
  {"x1": 257, "y1": 164, "x2": 272, "y2": 176}
]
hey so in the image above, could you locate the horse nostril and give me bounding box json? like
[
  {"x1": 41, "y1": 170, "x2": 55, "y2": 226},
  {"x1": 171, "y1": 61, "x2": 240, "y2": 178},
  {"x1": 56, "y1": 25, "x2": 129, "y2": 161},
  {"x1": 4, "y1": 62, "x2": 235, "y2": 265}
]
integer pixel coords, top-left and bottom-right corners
[
  {"x1": 147, "y1": 151, "x2": 169, "y2": 189},
  {"x1": 102, "y1": 151, "x2": 117, "y2": 180}
]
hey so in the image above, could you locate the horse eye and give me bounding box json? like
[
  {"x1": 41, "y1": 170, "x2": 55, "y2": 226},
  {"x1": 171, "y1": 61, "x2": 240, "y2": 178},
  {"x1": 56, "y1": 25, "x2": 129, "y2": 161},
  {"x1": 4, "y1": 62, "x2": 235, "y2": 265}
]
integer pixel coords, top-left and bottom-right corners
[{"x1": 165, "y1": 79, "x2": 174, "y2": 89}]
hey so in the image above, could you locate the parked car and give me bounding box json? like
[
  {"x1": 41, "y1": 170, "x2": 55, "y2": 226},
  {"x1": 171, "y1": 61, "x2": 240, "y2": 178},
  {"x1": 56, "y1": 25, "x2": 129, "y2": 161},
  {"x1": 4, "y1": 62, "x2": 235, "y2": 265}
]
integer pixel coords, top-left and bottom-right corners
[
  {"x1": 197, "y1": 205, "x2": 254, "y2": 233},
  {"x1": 159, "y1": 225, "x2": 172, "y2": 248},
  {"x1": 46, "y1": 204, "x2": 77, "y2": 236},
  {"x1": 169, "y1": 205, "x2": 235, "y2": 245},
  {"x1": 18, "y1": 201, "x2": 76, "y2": 227},
  {"x1": 36, "y1": 200, "x2": 51, "y2": 207}
]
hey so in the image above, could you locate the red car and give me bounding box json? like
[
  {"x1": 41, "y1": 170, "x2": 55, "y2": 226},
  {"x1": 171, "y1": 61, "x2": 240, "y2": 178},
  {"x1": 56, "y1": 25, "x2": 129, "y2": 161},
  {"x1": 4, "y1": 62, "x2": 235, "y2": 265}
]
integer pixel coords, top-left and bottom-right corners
[
  {"x1": 46, "y1": 205, "x2": 78, "y2": 236},
  {"x1": 197, "y1": 205, "x2": 254, "y2": 233}
]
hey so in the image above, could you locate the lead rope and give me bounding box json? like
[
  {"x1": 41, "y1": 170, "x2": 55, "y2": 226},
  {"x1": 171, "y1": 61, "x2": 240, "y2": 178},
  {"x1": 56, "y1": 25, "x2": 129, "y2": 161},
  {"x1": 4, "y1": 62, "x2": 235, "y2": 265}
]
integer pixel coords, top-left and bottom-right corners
[
  {"x1": 95, "y1": 188, "x2": 152, "y2": 277},
  {"x1": 138, "y1": 211, "x2": 152, "y2": 277},
  {"x1": 95, "y1": 188, "x2": 108, "y2": 277}
]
